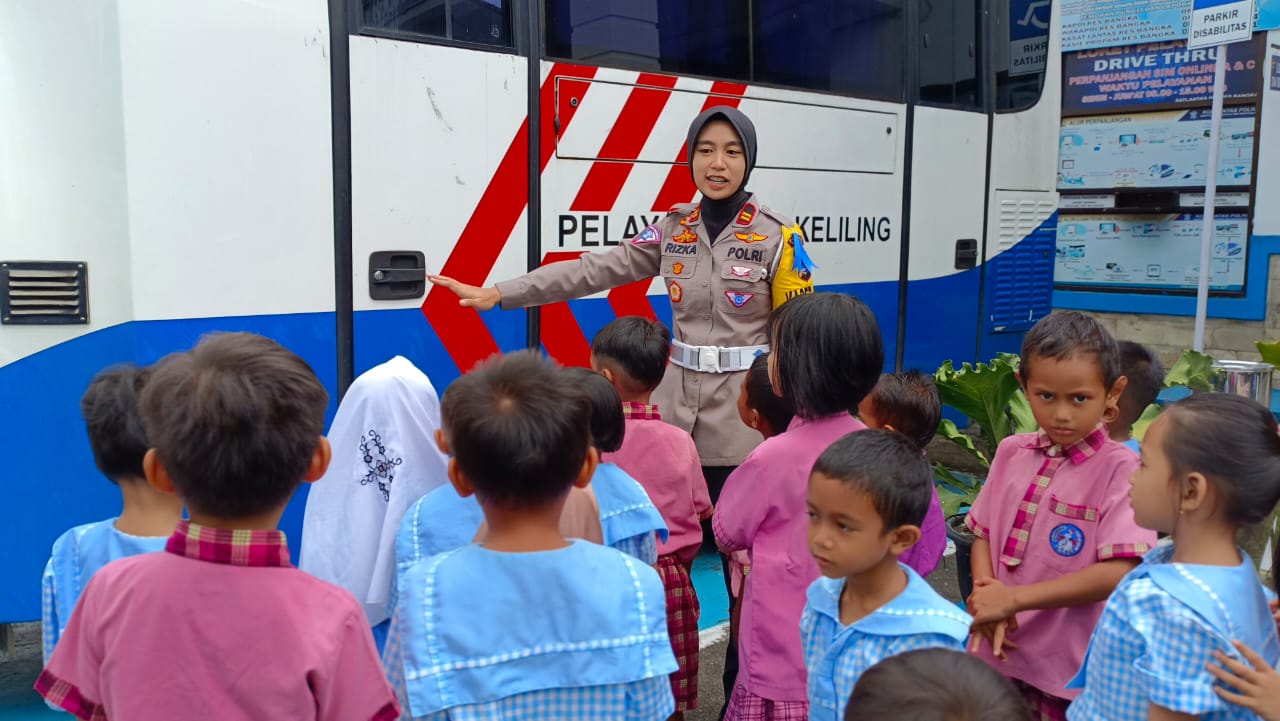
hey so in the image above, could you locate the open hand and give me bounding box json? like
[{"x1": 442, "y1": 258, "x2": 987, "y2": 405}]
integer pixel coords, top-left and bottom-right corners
[
  {"x1": 969, "y1": 617, "x2": 1019, "y2": 659},
  {"x1": 429, "y1": 274, "x2": 501, "y2": 311},
  {"x1": 1208, "y1": 641, "x2": 1280, "y2": 721}
]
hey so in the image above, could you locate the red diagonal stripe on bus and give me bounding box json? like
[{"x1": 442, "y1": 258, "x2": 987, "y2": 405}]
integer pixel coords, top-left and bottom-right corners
[
  {"x1": 569, "y1": 74, "x2": 679, "y2": 213},
  {"x1": 608, "y1": 278, "x2": 659, "y2": 322},
  {"x1": 537, "y1": 251, "x2": 594, "y2": 367},
  {"x1": 650, "y1": 81, "x2": 748, "y2": 212},
  {"x1": 421, "y1": 63, "x2": 597, "y2": 374}
]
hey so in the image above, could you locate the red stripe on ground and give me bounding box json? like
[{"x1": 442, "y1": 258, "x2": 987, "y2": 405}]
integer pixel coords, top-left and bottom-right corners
[
  {"x1": 570, "y1": 73, "x2": 679, "y2": 212},
  {"x1": 421, "y1": 63, "x2": 597, "y2": 374},
  {"x1": 650, "y1": 81, "x2": 749, "y2": 212}
]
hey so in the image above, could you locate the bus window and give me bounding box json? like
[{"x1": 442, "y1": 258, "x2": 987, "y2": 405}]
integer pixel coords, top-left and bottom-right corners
[
  {"x1": 753, "y1": 0, "x2": 905, "y2": 102},
  {"x1": 360, "y1": 0, "x2": 513, "y2": 47},
  {"x1": 992, "y1": 0, "x2": 1050, "y2": 110},
  {"x1": 917, "y1": 0, "x2": 981, "y2": 108},
  {"x1": 544, "y1": 0, "x2": 749, "y2": 81}
]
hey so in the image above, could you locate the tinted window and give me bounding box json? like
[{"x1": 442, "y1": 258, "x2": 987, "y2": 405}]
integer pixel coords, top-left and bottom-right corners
[
  {"x1": 544, "y1": 0, "x2": 905, "y2": 102},
  {"x1": 993, "y1": 0, "x2": 1050, "y2": 110},
  {"x1": 360, "y1": 0, "x2": 513, "y2": 47},
  {"x1": 917, "y1": 0, "x2": 981, "y2": 107}
]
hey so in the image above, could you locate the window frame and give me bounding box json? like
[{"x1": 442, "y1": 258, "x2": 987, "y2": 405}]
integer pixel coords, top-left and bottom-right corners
[{"x1": 350, "y1": 0, "x2": 524, "y2": 55}]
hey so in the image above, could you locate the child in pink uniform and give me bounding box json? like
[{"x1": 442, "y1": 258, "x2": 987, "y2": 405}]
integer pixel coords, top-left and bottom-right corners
[
  {"x1": 714, "y1": 292, "x2": 885, "y2": 720},
  {"x1": 856, "y1": 370, "x2": 947, "y2": 577},
  {"x1": 593, "y1": 316, "x2": 711, "y2": 717},
  {"x1": 964, "y1": 311, "x2": 1156, "y2": 720},
  {"x1": 37, "y1": 333, "x2": 398, "y2": 721}
]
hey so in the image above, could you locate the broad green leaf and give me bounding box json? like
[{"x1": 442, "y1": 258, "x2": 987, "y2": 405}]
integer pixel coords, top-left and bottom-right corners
[
  {"x1": 1257, "y1": 341, "x2": 1280, "y2": 369},
  {"x1": 1165, "y1": 349, "x2": 1217, "y2": 391},
  {"x1": 936, "y1": 418, "x2": 989, "y2": 468},
  {"x1": 1008, "y1": 388, "x2": 1038, "y2": 435},
  {"x1": 934, "y1": 354, "x2": 1023, "y2": 453},
  {"x1": 1130, "y1": 402, "x2": 1162, "y2": 442},
  {"x1": 934, "y1": 464, "x2": 983, "y2": 518}
]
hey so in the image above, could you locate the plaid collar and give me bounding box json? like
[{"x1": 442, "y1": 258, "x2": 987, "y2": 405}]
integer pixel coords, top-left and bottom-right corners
[
  {"x1": 621, "y1": 402, "x2": 662, "y2": 421},
  {"x1": 165, "y1": 520, "x2": 292, "y2": 568},
  {"x1": 1021, "y1": 423, "x2": 1108, "y2": 464}
]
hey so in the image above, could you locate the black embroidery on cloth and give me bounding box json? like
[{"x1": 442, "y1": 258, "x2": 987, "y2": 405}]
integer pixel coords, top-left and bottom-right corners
[{"x1": 360, "y1": 430, "x2": 401, "y2": 502}]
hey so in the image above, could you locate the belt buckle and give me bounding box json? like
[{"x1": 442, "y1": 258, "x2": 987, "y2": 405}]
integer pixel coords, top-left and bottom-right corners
[{"x1": 698, "y1": 346, "x2": 721, "y2": 373}]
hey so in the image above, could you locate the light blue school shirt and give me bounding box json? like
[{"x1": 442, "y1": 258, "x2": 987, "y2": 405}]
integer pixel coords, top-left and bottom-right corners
[
  {"x1": 800, "y1": 565, "x2": 971, "y2": 721},
  {"x1": 384, "y1": 540, "x2": 677, "y2": 720},
  {"x1": 592, "y1": 463, "x2": 667, "y2": 566},
  {"x1": 41, "y1": 518, "x2": 168, "y2": 662},
  {"x1": 1068, "y1": 544, "x2": 1280, "y2": 720}
]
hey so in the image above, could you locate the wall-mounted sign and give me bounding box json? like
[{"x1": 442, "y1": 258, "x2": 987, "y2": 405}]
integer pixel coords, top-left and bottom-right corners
[
  {"x1": 1063, "y1": 0, "x2": 1279, "y2": 51},
  {"x1": 1055, "y1": 212, "x2": 1248, "y2": 291},
  {"x1": 1188, "y1": 0, "x2": 1254, "y2": 49},
  {"x1": 1058, "y1": 107, "x2": 1256, "y2": 190},
  {"x1": 1063, "y1": 36, "x2": 1263, "y2": 113}
]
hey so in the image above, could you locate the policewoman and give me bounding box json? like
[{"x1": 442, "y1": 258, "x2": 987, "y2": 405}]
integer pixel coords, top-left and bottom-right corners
[{"x1": 431, "y1": 105, "x2": 814, "y2": 476}]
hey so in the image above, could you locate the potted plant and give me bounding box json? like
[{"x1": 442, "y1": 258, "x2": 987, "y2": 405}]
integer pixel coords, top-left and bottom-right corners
[{"x1": 932, "y1": 353, "x2": 1035, "y2": 600}]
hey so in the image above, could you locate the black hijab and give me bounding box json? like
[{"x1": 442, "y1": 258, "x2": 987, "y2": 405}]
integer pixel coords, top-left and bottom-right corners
[{"x1": 686, "y1": 106, "x2": 757, "y2": 242}]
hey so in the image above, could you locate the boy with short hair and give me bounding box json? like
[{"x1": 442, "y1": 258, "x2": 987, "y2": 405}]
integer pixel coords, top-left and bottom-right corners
[
  {"x1": 37, "y1": 332, "x2": 398, "y2": 721},
  {"x1": 856, "y1": 371, "x2": 947, "y2": 577},
  {"x1": 384, "y1": 350, "x2": 676, "y2": 720},
  {"x1": 844, "y1": 649, "x2": 1032, "y2": 721},
  {"x1": 801, "y1": 430, "x2": 971, "y2": 721},
  {"x1": 42, "y1": 365, "x2": 183, "y2": 664},
  {"x1": 591, "y1": 316, "x2": 711, "y2": 716},
  {"x1": 1111, "y1": 340, "x2": 1165, "y2": 453}
]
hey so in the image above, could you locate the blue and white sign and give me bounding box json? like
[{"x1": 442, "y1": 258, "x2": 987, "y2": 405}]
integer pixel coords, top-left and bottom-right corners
[
  {"x1": 1009, "y1": 0, "x2": 1051, "y2": 76},
  {"x1": 1188, "y1": 0, "x2": 1255, "y2": 48},
  {"x1": 1063, "y1": 0, "x2": 1279, "y2": 51}
]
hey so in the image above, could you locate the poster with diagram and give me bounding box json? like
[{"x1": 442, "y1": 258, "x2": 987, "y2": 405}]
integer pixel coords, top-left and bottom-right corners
[
  {"x1": 1057, "y1": 107, "x2": 1256, "y2": 189},
  {"x1": 1055, "y1": 213, "x2": 1247, "y2": 291}
]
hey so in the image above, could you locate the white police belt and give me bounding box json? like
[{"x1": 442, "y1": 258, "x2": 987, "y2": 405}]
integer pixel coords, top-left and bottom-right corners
[{"x1": 670, "y1": 340, "x2": 770, "y2": 373}]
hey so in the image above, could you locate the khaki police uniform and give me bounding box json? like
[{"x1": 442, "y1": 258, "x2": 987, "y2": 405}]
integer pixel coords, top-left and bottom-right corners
[{"x1": 497, "y1": 194, "x2": 810, "y2": 466}]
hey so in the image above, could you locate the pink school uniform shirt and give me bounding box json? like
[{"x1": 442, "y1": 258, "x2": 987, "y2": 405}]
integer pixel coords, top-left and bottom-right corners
[
  {"x1": 37, "y1": 521, "x2": 398, "y2": 721},
  {"x1": 899, "y1": 487, "x2": 946, "y2": 577},
  {"x1": 714, "y1": 412, "x2": 866, "y2": 702},
  {"x1": 965, "y1": 429, "x2": 1155, "y2": 700},
  {"x1": 605, "y1": 402, "x2": 711, "y2": 564}
]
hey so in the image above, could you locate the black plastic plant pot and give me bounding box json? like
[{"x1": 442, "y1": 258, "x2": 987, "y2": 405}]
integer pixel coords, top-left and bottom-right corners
[{"x1": 945, "y1": 514, "x2": 975, "y2": 602}]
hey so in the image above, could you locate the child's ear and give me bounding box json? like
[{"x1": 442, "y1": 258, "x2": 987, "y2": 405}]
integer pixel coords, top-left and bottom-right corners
[
  {"x1": 435, "y1": 428, "x2": 452, "y2": 455},
  {"x1": 882, "y1": 423, "x2": 898, "y2": 434},
  {"x1": 574, "y1": 447, "x2": 600, "y2": 489},
  {"x1": 887, "y1": 524, "x2": 921, "y2": 556},
  {"x1": 448, "y1": 458, "x2": 475, "y2": 498},
  {"x1": 302, "y1": 437, "x2": 332, "y2": 484},
  {"x1": 1181, "y1": 471, "x2": 1211, "y2": 514},
  {"x1": 143, "y1": 449, "x2": 178, "y2": 496},
  {"x1": 1103, "y1": 375, "x2": 1128, "y2": 424},
  {"x1": 599, "y1": 367, "x2": 616, "y2": 386}
]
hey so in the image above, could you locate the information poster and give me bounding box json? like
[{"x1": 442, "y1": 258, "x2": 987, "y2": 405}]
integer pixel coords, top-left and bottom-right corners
[
  {"x1": 1058, "y1": 107, "x2": 1256, "y2": 189},
  {"x1": 1055, "y1": 213, "x2": 1248, "y2": 291},
  {"x1": 1063, "y1": 0, "x2": 1279, "y2": 50},
  {"x1": 1063, "y1": 37, "x2": 1262, "y2": 113}
]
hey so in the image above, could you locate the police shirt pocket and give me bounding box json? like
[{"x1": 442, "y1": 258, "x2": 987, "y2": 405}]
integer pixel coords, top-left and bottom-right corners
[
  {"x1": 662, "y1": 257, "x2": 697, "y2": 278},
  {"x1": 720, "y1": 263, "x2": 766, "y2": 284},
  {"x1": 1040, "y1": 494, "x2": 1100, "y2": 573}
]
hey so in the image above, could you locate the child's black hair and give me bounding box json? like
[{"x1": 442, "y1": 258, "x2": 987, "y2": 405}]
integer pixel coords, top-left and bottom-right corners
[
  {"x1": 564, "y1": 367, "x2": 625, "y2": 453},
  {"x1": 767, "y1": 292, "x2": 883, "y2": 418},
  {"x1": 744, "y1": 352, "x2": 795, "y2": 433},
  {"x1": 1114, "y1": 341, "x2": 1165, "y2": 434},
  {"x1": 865, "y1": 371, "x2": 941, "y2": 452},
  {"x1": 590, "y1": 316, "x2": 671, "y2": 394},
  {"x1": 845, "y1": 648, "x2": 1031, "y2": 721},
  {"x1": 1020, "y1": 311, "x2": 1121, "y2": 388},
  {"x1": 811, "y1": 429, "x2": 931, "y2": 531},
  {"x1": 441, "y1": 350, "x2": 591, "y2": 509},
  {"x1": 139, "y1": 332, "x2": 328, "y2": 518},
  {"x1": 81, "y1": 365, "x2": 152, "y2": 484},
  {"x1": 1161, "y1": 392, "x2": 1280, "y2": 528}
]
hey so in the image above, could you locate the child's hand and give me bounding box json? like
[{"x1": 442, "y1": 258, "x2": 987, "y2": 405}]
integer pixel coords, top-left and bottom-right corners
[
  {"x1": 968, "y1": 578, "x2": 1021, "y2": 625},
  {"x1": 1208, "y1": 642, "x2": 1280, "y2": 721},
  {"x1": 968, "y1": 617, "x2": 1019, "y2": 659},
  {"x1": 1271, "y1": 598, "x2": 1279, "y2": 634}
]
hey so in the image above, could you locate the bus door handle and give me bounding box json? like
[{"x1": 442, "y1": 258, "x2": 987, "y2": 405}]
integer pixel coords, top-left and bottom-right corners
[
  {"x1": 368, "y1": 251, "x2": 426, "y2": 300},
  {"x1": 954, "y1": 239, "x2": 978, "y2": 270}
]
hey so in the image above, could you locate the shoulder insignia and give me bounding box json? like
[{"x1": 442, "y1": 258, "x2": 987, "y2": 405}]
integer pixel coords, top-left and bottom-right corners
[
  {"x1": 733, "y1": 231, "x2": 768, "y2": 244},
  {"x1": 680, "y1": 206, "x2": 701, "y2": 226},
  {"x1": 632, "y1": 224, "x2": 662, "y2": 245},
  {"x1": 735, "y1": 203, "x2": 757, "y2": 226},
  {"x1": 672, "y1": 228, "x2": 698, "y2": 244}
]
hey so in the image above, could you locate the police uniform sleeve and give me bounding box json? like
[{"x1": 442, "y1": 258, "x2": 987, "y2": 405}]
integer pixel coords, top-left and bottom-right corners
[
  {"x1": 495, "y1": 226, "x2": 664, "y2": 310},
  {"x1": 770, "y1": 223, "x2": 816, "y2": 309}
]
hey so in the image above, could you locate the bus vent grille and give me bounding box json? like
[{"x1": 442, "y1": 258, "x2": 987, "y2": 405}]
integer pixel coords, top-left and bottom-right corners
[{"x1": 1, "y1": 261, "x2": 89, "y2": 325}]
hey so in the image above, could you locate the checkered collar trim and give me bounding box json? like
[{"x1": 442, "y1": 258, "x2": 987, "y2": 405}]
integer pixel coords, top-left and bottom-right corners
[
  {"x1": 621, "y1": 402, "x2": 662, "y2": 421},
  {"x1": 165, "y1": 520, "x2": 291, "y2": 567},
  {"x1": 1021, "y1": 424, "x2": 1108, "y2": 464}
]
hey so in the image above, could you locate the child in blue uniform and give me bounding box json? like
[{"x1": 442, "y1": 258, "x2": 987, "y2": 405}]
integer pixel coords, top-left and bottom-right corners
[
  {"x1": 801, "y1": 430, "x2": 971, "y2": 721},
  {"x1": 41, "y1": 365, "x2": 182, "y2": 663},
  {"x1": 383, "y1": 351, "x2": 677, "y2": 721},
  {"x1": 1068, "y1": 393, "x2": 1280, "y2": 721}
]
